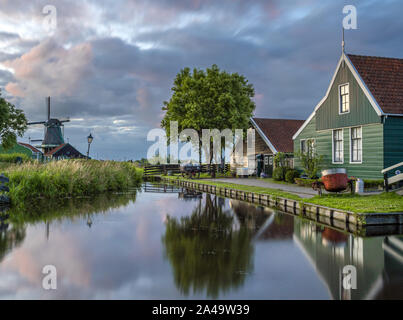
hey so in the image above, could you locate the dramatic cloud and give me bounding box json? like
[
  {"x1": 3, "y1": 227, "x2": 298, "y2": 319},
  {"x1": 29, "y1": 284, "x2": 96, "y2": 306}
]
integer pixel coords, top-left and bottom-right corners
[{"x1": 0, "y1": 0, "x2": 402, "y2": 159}]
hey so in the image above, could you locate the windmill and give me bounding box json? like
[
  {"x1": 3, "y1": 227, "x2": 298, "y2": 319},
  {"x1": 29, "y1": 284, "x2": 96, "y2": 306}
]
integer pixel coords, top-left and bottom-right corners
[{"x1": 28, "y1": 97, "x2": 70, "y2": 154}]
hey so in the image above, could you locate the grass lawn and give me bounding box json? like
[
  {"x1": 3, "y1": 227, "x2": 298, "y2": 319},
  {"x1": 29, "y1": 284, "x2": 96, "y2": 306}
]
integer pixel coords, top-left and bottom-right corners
[
  {"x1": 162, "y1": 175, "x2": 403, "y2": 213},
  {"x1": 308, "y1": 192, "x2": 403, "y2": 213},
  {"x1": 164, "y1": 175, "x2": 304, "y2": 201}
]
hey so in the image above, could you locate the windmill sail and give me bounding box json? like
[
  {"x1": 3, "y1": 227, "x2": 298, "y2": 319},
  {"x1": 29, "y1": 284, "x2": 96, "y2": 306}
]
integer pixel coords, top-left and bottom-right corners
[{"x1": 27, "y1": 97, "x2": 69, "y2": 153}]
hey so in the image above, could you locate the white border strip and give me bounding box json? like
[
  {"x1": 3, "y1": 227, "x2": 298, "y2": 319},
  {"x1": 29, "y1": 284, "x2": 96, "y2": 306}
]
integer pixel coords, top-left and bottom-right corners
[{"x1": 250, "y1": 118, "x2": 278, "y2": 154}]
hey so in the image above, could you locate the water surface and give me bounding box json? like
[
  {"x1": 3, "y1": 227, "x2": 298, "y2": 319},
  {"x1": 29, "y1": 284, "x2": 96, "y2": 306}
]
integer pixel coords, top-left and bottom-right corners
[{"x1": 0, "y1": 183, "x2": 402, "y2": 299}]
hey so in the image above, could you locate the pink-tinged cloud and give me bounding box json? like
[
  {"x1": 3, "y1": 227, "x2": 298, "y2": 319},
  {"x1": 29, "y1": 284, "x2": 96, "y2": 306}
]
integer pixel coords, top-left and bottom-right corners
[
  {"x1": 263, "y1": 1, "x2": 281, "y2": 20},
  {"x1": 5, "y1": 82, "x2": 24, "y2": 97},
  {"x1": 3, "y1": 39, "x2": 93, "y2": 98}
]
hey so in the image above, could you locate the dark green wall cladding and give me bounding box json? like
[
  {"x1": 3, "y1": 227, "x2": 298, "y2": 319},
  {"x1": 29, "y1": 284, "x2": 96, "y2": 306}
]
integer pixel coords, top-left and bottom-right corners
[
  {"x1": 315, "y1": 62, "x2": 381, "y2": 130},
  {"x1": 384, "y1": 116, "x2": 403, "y2": 175},
  {"x1": 294, "y1": 116, "x2": 384, "y2": 179}
]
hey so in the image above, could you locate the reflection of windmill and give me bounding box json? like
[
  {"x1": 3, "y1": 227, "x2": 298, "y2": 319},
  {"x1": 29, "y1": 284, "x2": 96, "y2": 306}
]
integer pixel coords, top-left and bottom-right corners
[{"x1": 28, "y1": 97, "x2": 70, "y2": 154}]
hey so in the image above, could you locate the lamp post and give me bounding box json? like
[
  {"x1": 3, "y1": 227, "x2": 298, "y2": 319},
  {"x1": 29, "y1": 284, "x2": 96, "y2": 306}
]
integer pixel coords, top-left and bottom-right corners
[{"x1": 87, "y1": 133, "x2": 93, "y2": 159}]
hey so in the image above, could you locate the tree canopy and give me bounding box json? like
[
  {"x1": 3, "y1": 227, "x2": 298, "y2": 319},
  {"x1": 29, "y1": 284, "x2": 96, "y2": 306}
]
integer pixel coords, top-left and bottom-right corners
[
  {"x1": 0, "y1": 92, "x2": 27, "y2": 149},
  {"x1": 161, "y1": 65, "x2": 255, "y2": 162}
]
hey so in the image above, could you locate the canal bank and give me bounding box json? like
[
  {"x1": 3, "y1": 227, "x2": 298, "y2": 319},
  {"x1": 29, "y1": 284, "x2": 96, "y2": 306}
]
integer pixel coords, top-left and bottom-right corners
[{"x1": 154, "y1": 176, "x2": 403, "y2": 236}]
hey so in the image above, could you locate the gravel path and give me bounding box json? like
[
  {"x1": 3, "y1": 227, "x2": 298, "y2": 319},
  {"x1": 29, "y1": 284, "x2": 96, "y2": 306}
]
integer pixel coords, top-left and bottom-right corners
[{"x1": 207, "y1": 178, "x2": 318, "y2": 199}]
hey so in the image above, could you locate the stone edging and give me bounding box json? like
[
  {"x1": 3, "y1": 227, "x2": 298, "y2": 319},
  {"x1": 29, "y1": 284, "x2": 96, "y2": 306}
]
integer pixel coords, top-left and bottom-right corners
[{"x1": 159, "y1": 177, "x2": 403, "y2": 232}]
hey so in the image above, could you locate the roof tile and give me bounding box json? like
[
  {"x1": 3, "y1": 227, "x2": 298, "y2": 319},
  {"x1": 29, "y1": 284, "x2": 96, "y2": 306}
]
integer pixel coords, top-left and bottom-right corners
[
  {"x1": 348, "y1": 54, "x2": 403, "y2": 114},
  {"x1": 252, "y1": 118, "x2": 304, "y2": 153}
]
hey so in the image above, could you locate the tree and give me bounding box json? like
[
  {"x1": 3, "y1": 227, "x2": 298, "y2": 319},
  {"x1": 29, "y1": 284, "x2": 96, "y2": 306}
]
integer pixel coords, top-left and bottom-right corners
[
  {"x1": 161, "y1": 65, "x2": 255, "y2": 164},
  {"x1": 0, "y1": 92, "x2": 27, "y2": 149}
]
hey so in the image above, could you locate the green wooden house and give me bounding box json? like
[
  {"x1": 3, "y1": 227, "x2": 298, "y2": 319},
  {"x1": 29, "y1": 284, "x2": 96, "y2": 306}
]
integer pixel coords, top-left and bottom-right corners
[
  {"x1": 0, "y1": 142, "x2": 43, "y2": 160},
  {"x1": 293, "y1": 52, "x2": 403, "y2": 180}
]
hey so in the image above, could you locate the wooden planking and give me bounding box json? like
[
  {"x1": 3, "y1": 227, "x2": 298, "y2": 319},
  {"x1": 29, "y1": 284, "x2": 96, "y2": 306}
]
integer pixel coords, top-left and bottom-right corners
[
  {"x1": 294, "y1": 116, "x2": 384, "y2": 179},
  {"x1": 384, "y1": 117, "x2": 403, "y2": 176},
  {"x1": 315, "y1": 62, "x2": 381, "y2": 131}
]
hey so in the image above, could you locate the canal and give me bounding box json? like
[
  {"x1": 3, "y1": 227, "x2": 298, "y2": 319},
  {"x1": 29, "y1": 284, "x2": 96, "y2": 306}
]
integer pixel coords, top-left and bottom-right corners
[{"x1": 0, "y1": 183, "x2": 402, "y2": 299}]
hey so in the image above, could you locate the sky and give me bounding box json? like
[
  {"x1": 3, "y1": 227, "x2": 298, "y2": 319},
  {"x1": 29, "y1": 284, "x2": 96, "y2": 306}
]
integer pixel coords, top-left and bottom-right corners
[{"x1": 0, "y1": 0, "x2": 402, "y2": 160}]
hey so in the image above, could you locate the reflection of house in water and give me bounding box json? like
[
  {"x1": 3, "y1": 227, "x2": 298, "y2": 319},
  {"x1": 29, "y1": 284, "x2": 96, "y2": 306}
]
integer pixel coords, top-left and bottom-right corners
[
  {"x1": 374, "y1": 237, "x2": 403, "y2": 299},
  {"x1": 229, "y1": 200, "x2": 294, "y2": 240},
  {"x1": 293, "y1": 219, "x2": 403, "y2": 300}
]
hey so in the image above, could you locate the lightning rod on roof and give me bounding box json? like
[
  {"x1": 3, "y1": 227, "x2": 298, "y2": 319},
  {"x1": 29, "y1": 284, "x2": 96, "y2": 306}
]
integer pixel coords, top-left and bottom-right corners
[{"x1": 342, "y1": 27, "x2": 345, "y2": 54}]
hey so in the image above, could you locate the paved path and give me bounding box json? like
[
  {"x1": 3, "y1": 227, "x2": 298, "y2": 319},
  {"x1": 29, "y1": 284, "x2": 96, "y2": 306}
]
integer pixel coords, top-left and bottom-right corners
[{"x1": 207, "y1": 178, "x2": 318, "y2": 198}]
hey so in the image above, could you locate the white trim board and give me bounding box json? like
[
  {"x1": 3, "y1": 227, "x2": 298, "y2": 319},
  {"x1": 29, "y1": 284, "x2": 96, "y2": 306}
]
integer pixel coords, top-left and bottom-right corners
[
  {"x1": 293, "y1": 53, "x2": 386, "y2": 141},
  {"x1": 250, "y1": 118, "x2": 278, "y2": 154}
]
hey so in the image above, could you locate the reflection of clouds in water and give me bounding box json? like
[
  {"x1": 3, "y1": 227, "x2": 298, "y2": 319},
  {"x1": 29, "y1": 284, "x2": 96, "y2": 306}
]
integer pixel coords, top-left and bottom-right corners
[
  {"x1": 0, "y1": 193, "x2": 204, "y2": 299},
  {"x1": 0, "y1": 191, "x2": 345, "y2": 299}
]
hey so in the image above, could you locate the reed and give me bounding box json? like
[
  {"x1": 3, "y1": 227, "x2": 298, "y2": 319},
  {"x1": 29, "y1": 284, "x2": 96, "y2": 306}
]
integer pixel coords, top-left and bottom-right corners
[
  {"x1": 2, "y1": 159, "x2": 142, "y2": 204},
  {"x1": 0, "y1": 153, "x2": 31, "y2": 163}
]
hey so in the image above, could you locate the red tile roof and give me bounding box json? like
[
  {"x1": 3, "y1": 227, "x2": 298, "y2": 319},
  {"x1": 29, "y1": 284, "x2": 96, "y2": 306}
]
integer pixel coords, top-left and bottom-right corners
[
  {"x1": 45, "y1": 143, "x2": 67, "y2": 156},
  {"x1": 18, "y1": 142, "x2": 42, "y2": 154},
  {"x1": 348, "y1": 54, "x2": 403, "y2": 114},
  {"x1": 252, "y1": 118, "x2": 304, "y2": 153}
]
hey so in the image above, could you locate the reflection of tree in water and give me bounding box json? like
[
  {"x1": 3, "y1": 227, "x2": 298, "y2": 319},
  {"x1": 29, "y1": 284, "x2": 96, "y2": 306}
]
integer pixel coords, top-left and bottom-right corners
[
  {"x1": 162, "y1": 194, "x2": 254, "y2": 298},
  {"x1": 8, "y1": 191, "x2": 139, "y2": 225},
  {"x1": 0, "y1": 210, "x2": 26, "y2": 263}
]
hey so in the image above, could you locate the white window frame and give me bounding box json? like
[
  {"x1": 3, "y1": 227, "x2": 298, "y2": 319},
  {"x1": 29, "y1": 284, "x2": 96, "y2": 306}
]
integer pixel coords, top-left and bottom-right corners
[
  {"x1": 300, "y1": 139, "x2": 315, "y2": 156},
  {"x1": 350, "y1": 126, "x2": 363, "y2": 164},
  {"x1": 332, "y1": 129, "x2": 344, "y2": 164},
  {"x1": 338, "y1": 83, "x2": 350, "y2": 114},
  {"x1": 300, "y1": 139, "x2": 307, "y2": 154}
]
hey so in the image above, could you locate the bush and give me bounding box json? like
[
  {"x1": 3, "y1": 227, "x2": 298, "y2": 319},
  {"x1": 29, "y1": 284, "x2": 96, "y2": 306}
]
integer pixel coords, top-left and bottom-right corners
[
  {"x1": 296, "y1": 140, "x2": 323, "y2": 179},
  {"x1": 295, "y1": 178, "x2": 319, "y2": 187},
  {"x1": 285, "y1": 169, "x2": 300, "y2": 184},
  {"x1": 0, "y1": 153, "x2": 30, "y2": 163},
  {"x1": 273, "y1": 167, "x2": 287, "y2": 181},
  {"x1": 363, "y1": 179, "x2": 384, "y2": 190}
]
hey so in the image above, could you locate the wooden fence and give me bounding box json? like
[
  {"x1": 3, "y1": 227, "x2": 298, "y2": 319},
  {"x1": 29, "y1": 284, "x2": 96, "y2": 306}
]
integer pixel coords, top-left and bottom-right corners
[{"x1": 143, "y1": 164, "x2": 231, "y2": 176}]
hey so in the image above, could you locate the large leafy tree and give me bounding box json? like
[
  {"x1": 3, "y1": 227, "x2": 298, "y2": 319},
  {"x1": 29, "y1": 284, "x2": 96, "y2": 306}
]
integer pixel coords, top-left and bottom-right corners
[
  {"x1": 0, "y1": 92, "x2": 27, "y2": 149},
  {"x1": 161, "y1": 65, "x2": 255, "y2": 163}
]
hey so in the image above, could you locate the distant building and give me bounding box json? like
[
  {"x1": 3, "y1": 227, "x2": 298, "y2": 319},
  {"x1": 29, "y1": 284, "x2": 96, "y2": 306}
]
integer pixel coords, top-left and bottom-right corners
[
  {"x1": 0, "y1": 142, "x2": 43, "y2": 160},
  {"x1": 232, "y1": 118, "x2": 304, "y2": 177},
  {"x1": 27, "y1": 97, "x2": 86, "y2": 160},
  {"x1": 44, "y1": 143, "x2": 86, "y2": 160}
]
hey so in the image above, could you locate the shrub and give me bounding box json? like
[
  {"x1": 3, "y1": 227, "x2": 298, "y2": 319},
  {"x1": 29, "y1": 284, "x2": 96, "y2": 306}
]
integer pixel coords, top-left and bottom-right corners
[
  {"x1": 295, "y1": 178, "x2": 319, "y2": 187},
  {"x1": 0, "y1": 153, "x2": 30, "y2": 163},
  {"x1": 285, "y1": 169, "x2": 300, "y2": 184},
  {"x1": 296, "y1": 140, "x2": 323, "y2": 179},
  {"x1": 273, "y1": 167, "x2": 287, "y2": 181},
  {"x1": 363, "y1": 179, "x2": 384, "y2": 190}
]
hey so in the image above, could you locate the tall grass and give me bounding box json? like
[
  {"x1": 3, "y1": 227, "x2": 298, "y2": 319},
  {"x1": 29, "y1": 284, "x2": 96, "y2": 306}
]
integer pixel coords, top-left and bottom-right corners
[
  {"x1": 2, "y1": 159, "x2": 142, "y2": 204},
  {"x1": 0, "y1": 153, "x2": 31, "y2": 163}
]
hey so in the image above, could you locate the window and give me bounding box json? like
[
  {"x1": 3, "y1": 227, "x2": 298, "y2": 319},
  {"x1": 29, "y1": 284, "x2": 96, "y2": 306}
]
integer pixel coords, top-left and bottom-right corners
[
  {"x1": 350, "y1": 127, "x2": 362, "y2": 163},
  {"x1": 300, "y1": 140, "x2": 307, "y2": 154},
  {"x1": 301, "y1": 139, "x2": 315, "y2": 156},
  {"x1": 333, "y1": 129, "x2": 344, "y2": 163},
  {"x1": 339, "y1": 83, "x2": 350, "y2": 113}
]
